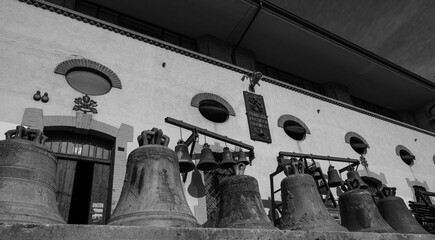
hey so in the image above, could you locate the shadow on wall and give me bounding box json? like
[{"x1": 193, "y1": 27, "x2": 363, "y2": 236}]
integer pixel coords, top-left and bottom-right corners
[
  {"x1": 406, "y1": 177, "x2": 430, "y2": 201},
  {"x1": 359, "y1": 168, "x2": 388, "y2": 185}
]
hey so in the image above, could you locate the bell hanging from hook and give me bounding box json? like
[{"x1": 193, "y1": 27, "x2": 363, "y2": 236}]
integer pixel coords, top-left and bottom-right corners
[
  {"x1": 219, "y1": 147, "x2": 236, "y2": 169},
  {"x1": 196, "y1": 143, "x2": 218, "y2": 171},
  {"x1": 346, "y1": 167, "x2": 368, "y2": 189},
  {"x1": 327, "y1": 165, "x2": 342, "y2": 188},
  {"x1": 175, "y1": 140, "x2": 195, "y2": 173}
]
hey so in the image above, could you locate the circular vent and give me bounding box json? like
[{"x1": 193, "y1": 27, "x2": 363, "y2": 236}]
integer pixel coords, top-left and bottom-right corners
[
  {"x1": 349, "y1": 137, "x2": 368, "y2": 155},
  {"x1": 198, "y1": 100, "x2": 229, "y2": 123},
  {"x1": 66, "y1": 69, "x2": 112, "y2": 95},
  {"x1": 283, "y1": 120, "x2": 306, "y2": 141},
  {"x1": 399, "y1": 150, "x2": 415, "y2": 166}
]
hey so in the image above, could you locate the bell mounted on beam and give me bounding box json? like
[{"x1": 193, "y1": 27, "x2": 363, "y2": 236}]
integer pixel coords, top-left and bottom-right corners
[
  {"x1": 236, "y1": 149, "x2": 250, "y2": 166},
  {"x1": 175, "y1": 140, "x2": 195, "y2": 173},
  {"x1": 327, "y1": 165, "x2": 342, "y2": 188},
  {"x1": 196, "y1": 143, "x2": 218, "y2": 171},
  {"x1": 346, "y1": 167, "x2": 368, "y2": 189},
  {"x1": 219, "y1": 147, "x2": 236, "y2": 169}
]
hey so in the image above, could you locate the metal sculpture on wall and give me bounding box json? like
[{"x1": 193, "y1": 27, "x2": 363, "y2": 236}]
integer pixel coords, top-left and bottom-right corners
[
  {"x1": 73, "y1": 94, "x2": 98, "y2": 114},
  {"x1": 33, "y1": 90, "x2": 49, "y2": 103},
  {"x1": 108, "y1": 128, "x2": 198, "y2": 227},
  {"x1": 377, "y1": 187, "x2": 429, "y2": 234},
  {"x1": 242, "y1": 71, "x2": 262, "y2": 92},
  {"x1": 243, "y1": 91, "x2": 271, "y2": 143},
  {"x1": 279, "y1": 158, "x2": 348, "y2": 231},
  {"x1": 0, "y1": 126, "x2": 65, "y2": 224},
  {"x1": 339, "y1": 171, "x2": 395, "y2": 233}
]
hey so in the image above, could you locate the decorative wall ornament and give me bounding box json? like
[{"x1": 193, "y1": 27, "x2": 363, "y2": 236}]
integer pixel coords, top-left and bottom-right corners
[
  {"x1": 41, "y1": 92, "x2": 49, "y2": 103},
  {"x1": 242, "y1": 71, "x2": 262, "y2": 92},
  {"x1": 33, "y1": 91, "x2": 49, "y2": 103},
  {"x1": 33, "y1": 91, "x2": 41, "y2": 101},
  {"x1": 73, "y1": 95, "x2": 98, "y2": 114},
  {"x1": 243, "y1": 91, "x2": 271, "y2": 143},
  {"x1": 360, "y1": 155, "x2": 368, "y2": 168}
]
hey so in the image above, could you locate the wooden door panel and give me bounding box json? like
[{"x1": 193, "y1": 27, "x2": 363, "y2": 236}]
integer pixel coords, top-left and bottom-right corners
[
  {"x1": 55, "y1": 159, "x2": 77, "y2": 222},
  {"x1": 88, "y1": 163, "x2": 110, "y2": 224}
]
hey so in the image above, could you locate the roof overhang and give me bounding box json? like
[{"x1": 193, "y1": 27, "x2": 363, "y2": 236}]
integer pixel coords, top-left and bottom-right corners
[{"x1": 87, "y1": 0, "x2": 435, "y2": 111}]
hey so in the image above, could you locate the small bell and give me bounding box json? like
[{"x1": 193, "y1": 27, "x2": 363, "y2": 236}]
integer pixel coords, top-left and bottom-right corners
[
  {"x1": 196, "y1": 143, "x2": 217, "y2": 171},
  {"x1": 175, "y1": 140, "x2": 195, "y2": 173},
  {"x1": 219, "y1": 147, "x2": 236, "y2": 169},
  {"x1": 327, "y1": 165, "x2": 342, "y2": 188},
  {"x1": 346, "y1": 167, "x2": 368, "y2": 189},
  {"x1": 237, "y1": 149, "x2": 250, "y2": 166}
]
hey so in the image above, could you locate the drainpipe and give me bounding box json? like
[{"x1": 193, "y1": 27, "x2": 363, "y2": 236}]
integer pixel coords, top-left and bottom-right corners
[{"x1": 231, "y1": 0, "x2": 263, "y2": 65}]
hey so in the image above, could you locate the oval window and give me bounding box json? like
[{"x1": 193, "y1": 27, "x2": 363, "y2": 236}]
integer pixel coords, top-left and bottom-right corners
[
  {"x1": 349, "y1": 137, "x2": 368, "y2": 155},
  {"x1": 66, "y1": 69, "x2": 112, "y2": 95},
  {"x1": 283, "y1": 120, "x2": 306, "y2": 141},
  {"x1": 399, "y1": 150, "x2": 415, "y2": 166},
  {"x1": 198, "y1": 100, "x2": 229, "y2": 123}
]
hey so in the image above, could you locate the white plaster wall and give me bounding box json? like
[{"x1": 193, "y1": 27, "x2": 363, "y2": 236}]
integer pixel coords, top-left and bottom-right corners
[{"x1": 1, "y1": 0, "x2": 435, "y2": 222}]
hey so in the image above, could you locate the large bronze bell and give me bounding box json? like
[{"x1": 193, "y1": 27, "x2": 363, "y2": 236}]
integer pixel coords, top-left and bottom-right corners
[
  {"x1": 0, "y1": 126, "x2": 65, "y2": 224},
  {"x1": 108, "y1": 128, "x2": 198, "y2": 227},
  {"x1": 339, "y1": 179, "x2": 395, "y2": 233},
  {"x1": 377, "y1": 187, "x2": 429, "y2": 234},
  {"x1": 175, "y1": 140, "x2": 195, "y2": 173},
  {"x1": 219, "y1": 147, "x2": 236, "y2": 169},
  {"x1": 216, "y1": 161, "x2": 275, "y2": 229},
  {"x1": 196, "y1": 143, "x2": 218, "y2": 171},
  {"x1": 327, "y1": 165, "x2": 342, "y2": 188},
  {"x1": 279, "y1": 159, "x2": 348, "y2": 231}
]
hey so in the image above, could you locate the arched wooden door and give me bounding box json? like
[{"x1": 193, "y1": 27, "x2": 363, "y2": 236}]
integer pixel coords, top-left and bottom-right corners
[{"x1": 44, "y1": 128, "x2": 114, "y2": 224}]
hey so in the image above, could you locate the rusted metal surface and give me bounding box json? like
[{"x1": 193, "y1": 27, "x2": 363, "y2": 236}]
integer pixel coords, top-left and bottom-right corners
[
  {"x1": 339, "y1": 189, "x2": 395, "y2": 233},
  {"x1": 108, "y1": 128, "x2": 198, "y2": 227},
  {"x1": 377, "y1": 187, "x2": 429, "y2": 234},
  {"x1": 279, "y1": 158, "x2": 348, "y2": 231},
  {"x1": 0, "y1": 126, "x2": 65, "y2": 224},
  {"x1": 217, "y1": 175, "x2": 275, "y2": 229}
]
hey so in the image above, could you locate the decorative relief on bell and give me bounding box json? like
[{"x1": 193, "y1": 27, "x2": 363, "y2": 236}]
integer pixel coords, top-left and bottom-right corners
[
  {"x1": 108, "y1": 128, "x2": 198, "y2": 227},
  {"x1": 0, "y1": 126, "x2": 65, "y2": 224}
]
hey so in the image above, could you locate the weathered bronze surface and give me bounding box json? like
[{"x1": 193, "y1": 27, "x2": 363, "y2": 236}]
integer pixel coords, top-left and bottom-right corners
[
  {"x1": 377, "y1": 188, "x2": 429, "y2": 234},
  {"x1": 217, "y1": 175, "x2": 275, "y2": 229},
  {"x1": 108, "y1": 129, "x2": 198, "y2": 227},
  {"x1": 0, "y1": 126, "x2": 65, "y2": 224},
  {"x1": 279, "y1": 174, "x2": 348, "y2": 231},
  {"x1": 339, "y1": 189, "x2": 395, "y2": 233},
  {"x1": 346, "y1": 168, "x2": 368, "y2": 189}
]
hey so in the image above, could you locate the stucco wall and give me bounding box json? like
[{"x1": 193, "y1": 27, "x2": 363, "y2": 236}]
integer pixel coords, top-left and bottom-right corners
[{"x1": 1, "y1": 0, "x2": 435, "y2": 223}]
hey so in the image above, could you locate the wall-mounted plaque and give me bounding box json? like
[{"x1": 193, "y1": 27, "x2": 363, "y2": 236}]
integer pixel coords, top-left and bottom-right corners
[{"x1": 243, "y1": 91, "x2": 272, "y2": 143}]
